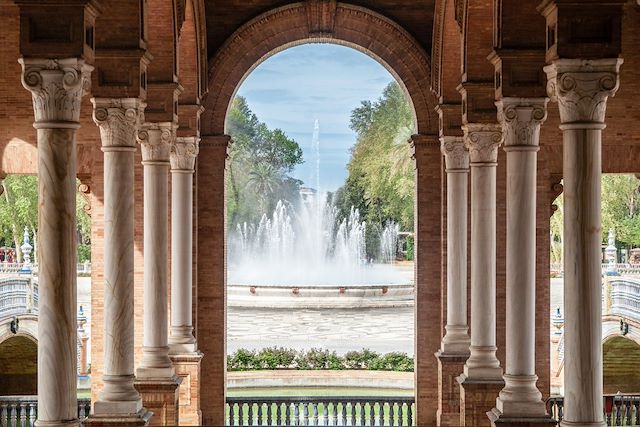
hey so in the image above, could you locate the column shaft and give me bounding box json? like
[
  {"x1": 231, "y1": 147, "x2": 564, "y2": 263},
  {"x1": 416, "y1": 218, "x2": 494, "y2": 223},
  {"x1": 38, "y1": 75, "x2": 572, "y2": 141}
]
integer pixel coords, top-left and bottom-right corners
[
  {"x1": 491, "y1": 99, "x2": 550, "y2": 421},
  {"x1": 462, "y1": 124, "x2": 503, "y2": 381},
  {"x1": 19, "y1": 57, "x2": 92, "y2": 427},
  {"x1": 169, "y1": 137, "x2": 199, "y2": 353},
  {"x1": 90, "y1": 99, "x2": 145, "y2": 416},
  {"x1": 544, "y1": 58, "x2": 622, "y2": 427},
  {"x1": 137, "y1": 123, "x2": 175, "y2": 378},
  {"x1": 440, "y1": 137, "x2": 470, "y2": 353}
]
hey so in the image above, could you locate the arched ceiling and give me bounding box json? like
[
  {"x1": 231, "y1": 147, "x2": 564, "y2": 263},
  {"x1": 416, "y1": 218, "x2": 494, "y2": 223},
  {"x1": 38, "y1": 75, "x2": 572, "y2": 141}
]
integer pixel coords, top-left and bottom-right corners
[{"x1": 203, "y1": 0, "x2": 436, "y2": 60}]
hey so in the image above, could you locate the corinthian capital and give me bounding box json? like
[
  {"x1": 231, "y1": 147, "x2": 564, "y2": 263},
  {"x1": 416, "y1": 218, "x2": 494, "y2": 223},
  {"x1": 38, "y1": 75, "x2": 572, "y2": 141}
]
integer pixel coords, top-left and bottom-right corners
[
  {"x1": 170, "y1": 137, "x2": 200, "y2": 171},
  {"x1": 497, "y1": 98, "x2": 548, "y2": 149},
  {"x1": 19, "y1": 58, "x2": 93, "y2": 126},
  {"x1": 440, "y1": 136, "x2": 469, "y2": 171},
  {"x1": 137, "y1": 122, "x2": 175, "y2": 163},
  {"x1": 544, "y1": 58, "x2": 623, "y2": 125},
  {"x1": 92, "y1": 98, "x2": 145, "y2": 150},
  {"x1": 463, "y1": 124, "x2": 503, "y2": 164}
]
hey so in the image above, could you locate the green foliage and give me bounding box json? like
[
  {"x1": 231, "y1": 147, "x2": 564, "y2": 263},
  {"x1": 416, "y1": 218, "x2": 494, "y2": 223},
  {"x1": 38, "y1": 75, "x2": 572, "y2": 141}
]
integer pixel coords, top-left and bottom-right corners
[
  {"x1": 601, "y1": 175, "x2": 640, "y2": 247},
  {"x1": 226, "y1": 97, "x2": 304, "y2": 227},
  {"x1": 227, "y1": 347, "x2": 414, "y2": 372},
  {"x1": 0, "y1": 176, "x2": 92, "y2": 260},
  {"x1": 333, "y1": 82, "x2": 415, "y2": 249},
  {"x1": 404, "y1": 235, "x2": 414, "y2": 261}
]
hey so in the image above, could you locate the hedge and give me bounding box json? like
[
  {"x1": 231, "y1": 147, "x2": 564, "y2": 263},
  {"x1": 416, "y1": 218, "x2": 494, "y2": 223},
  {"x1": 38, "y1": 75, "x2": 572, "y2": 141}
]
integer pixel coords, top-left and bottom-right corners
[{"x1": 227, "y1": 347, "x2": 414, "y2": 372}]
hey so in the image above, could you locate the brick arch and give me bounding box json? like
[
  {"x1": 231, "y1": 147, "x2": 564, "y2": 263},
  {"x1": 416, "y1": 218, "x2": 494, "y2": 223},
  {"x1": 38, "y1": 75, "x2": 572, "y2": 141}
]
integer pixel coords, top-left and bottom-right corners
[
  {"x1": 200, "y1": 2, "x2": 438, "y2": 136},
  {"x1": 603, "y1": 336, "x2": 640, "y2": 394},
  {"x1": 0, "y1": 334, "x2": 37, "y2": 395}
]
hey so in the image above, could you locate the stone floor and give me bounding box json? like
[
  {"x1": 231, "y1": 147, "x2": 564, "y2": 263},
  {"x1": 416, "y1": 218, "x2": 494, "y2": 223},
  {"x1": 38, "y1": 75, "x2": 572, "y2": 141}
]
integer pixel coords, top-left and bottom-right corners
[{"x1": 227, "y1": 306, "x2": 415, "y2": 355}]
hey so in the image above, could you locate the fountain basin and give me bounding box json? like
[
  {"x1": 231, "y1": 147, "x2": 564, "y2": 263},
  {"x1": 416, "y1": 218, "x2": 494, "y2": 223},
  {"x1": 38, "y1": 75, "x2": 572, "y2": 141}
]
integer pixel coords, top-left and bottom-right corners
[{"x1": 227, "y1": 283, "x2": 414, "y2": 309}]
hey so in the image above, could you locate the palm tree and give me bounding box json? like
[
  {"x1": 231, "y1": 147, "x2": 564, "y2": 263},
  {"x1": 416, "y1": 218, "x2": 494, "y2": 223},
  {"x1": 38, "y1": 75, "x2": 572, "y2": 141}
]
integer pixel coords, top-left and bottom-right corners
[{"x1": 246, "y1": 162, "x2": 281, "y2": 214}]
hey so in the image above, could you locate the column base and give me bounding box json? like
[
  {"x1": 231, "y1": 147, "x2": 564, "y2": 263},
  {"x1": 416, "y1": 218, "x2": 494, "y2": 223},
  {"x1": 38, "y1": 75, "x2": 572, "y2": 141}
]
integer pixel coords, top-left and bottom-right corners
[
  {"x1": 436, "y1": 351, "x2": 468, "y2": 426},
  {"x1": 170, "y1": 352, "x2": 203, "y2": 426},
  {"x1": 488, "y1": 408, "x2": 556, "y2": 427},
  {"x1": 84, "y1": 409, "x2": 152, "y2": 427},
  {"x1": 457, "y1": 374, "x2": 504, "y2": 427},
  {"x1": 134, "y1": 376, "x2": 181, "y2": 427},
  {"x1": 559, "y1": 422, "x2": 606, "y2": 427}
]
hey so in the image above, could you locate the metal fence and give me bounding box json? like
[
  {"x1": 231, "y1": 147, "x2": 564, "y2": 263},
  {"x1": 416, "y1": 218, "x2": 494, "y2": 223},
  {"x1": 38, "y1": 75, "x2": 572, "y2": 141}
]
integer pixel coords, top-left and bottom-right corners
[{"x1": 548, "y1": 395, "x2": 640, "y2": 426}]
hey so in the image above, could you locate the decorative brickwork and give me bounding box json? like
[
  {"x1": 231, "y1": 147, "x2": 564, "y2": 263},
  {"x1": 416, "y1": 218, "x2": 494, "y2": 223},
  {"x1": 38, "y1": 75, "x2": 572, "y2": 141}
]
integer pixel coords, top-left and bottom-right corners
[
  {"x1": 134, "y1": 379, "x2": 181, "y2": 427},
  {"x1": 458, "y1": 377, "x2": 504, "y2": 427},
  {"x1": 170, "y1": 353, "x2": 203, "y2": 426},
  {"x1": 436, "y1": 352, "x2": 467, "y2": 426}
]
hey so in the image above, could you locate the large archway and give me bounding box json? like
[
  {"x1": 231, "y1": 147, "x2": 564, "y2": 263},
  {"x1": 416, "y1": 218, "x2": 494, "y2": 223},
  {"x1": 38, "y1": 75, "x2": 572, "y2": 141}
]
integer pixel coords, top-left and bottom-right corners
[
  {"x1": 0, "y1": 335, "x2": 37, "y2": 396},
  {"x1": 196, "y1": 3, "x2": 443, "y2": 424},
  {"x1": 603, "y1": 336, "x2": 640, "y2": 395}
]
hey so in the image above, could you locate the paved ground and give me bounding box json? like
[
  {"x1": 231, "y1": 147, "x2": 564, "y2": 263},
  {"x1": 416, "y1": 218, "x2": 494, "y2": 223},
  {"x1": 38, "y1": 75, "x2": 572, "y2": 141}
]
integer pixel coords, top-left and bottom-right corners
[{"x1": 228, "y1": 306, "x2": 415, "y2": 356}]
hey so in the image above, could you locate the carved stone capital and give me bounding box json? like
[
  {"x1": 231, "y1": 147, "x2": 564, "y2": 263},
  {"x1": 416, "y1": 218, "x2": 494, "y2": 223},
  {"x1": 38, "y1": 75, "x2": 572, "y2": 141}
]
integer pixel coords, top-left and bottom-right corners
[
  {"x1": 544, "y1": 58, "x2": 623, "y2": 125},
  {"x1": 92, "y1": 98, "x2": 145, "y2": 150},
  {"x1": 170, "y1": 137, "x2": 200, "y2": 171},
  {"x1": 497, "y1": 98, "x2": 548, "y2": 149},
  {"x1": 463, "y1": 124, "x2": 503, "y2": 164},
  {"x1": 137, "y1": 122, "x2": 175, "y2": 163},
  {"x1": 19, "y1": 57, "x2": 93, "y2": 126},
  {"x1": 440, "y1": 136, "x2": 469, "y2": 171}
]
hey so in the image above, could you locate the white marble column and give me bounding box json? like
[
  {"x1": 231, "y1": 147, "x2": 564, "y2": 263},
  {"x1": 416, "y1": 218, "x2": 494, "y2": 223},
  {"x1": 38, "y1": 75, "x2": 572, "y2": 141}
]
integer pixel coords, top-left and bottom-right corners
[
  {"x1": 90, "y1": 98, "x2": 145, "y2": 415},
  {"x1": 440, "y1": 136, "x2": 471, "y2": 354},
  {"x1": 136, "y1": 122, "x2": 176, "y2": 379},
  {"x1": 462, "y1": 124, "x2": 503, "y2": 381},
  {"x1": 19, "y1": 57, "x2": 92, "y2": 427},
  {"x1": 169, "y1": 136, "x2": 199, "y2": 354},
  {"x1": 490, "y1": 98, "x2": 550, "y2": 420},
  {"x1": 545, "y1": 58, "x2": 622, "y2": 427}
]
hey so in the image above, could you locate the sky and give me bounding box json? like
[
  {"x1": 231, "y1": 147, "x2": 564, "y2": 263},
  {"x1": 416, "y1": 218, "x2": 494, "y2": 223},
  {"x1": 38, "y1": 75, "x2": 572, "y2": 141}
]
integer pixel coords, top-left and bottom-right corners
[{"x1": 235, "y1": 43, "x2": 396, "y2": 192}]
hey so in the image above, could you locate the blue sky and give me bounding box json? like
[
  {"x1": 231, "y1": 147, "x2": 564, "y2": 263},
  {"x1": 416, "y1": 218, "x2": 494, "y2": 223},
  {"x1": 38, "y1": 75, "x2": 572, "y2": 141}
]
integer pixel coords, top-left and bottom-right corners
[{"x1": 235, "y1": 43, "x2": 396, "y2": 192}]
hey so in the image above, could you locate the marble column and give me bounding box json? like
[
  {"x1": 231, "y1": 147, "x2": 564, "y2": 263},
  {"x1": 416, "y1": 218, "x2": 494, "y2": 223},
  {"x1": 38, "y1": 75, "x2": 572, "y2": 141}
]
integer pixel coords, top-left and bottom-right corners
[
  {"x1": 440, "y1": 136, "x2": 470, "y2": 354},
  {"x1": 19, "y1": 57, "x2": 91, "y2": 427},
  {"x1": 88, "y1": 98, "x2": 149, "y2": 423},
  {"x1": 136, "y1": 122, "x2": 176, "y2": 379},
  {"x1": 168, "y1": 137, "x2": 199, "y2": 354},
  {"x1": 461, "y1": 124, "x2": 503, "y2": 382},
  {"x1": 488, "y1": 98, "x2": 552, "y2": 424},
  {"x1": 437, "y1": 136, "x2": 470, "y2": 426},
  {"x1": 545, "y1": 58, "x2": 622, "y2": 427}
]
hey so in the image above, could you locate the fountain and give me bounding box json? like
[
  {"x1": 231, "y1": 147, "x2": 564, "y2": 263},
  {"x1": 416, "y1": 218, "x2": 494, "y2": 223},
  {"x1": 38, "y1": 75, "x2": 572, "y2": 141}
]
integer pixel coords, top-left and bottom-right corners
[{"x1": 226, "y1": 120, "x2": 412, "y2": 307}]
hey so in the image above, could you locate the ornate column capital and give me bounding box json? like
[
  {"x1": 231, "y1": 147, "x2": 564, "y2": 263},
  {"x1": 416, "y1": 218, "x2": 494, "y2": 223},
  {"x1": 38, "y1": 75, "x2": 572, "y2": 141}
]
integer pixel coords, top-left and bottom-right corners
[
  {"x1": 92, "y1": 98, "x2": 145, "y2": 150},
  {"x1": 440, "y1": 136, "x2": 469, "y2": 172},
  {"x1": 19, "y1": 57, "x2": 93, "y2": 127},
  {"x1": 137, "y1": 122, "x2": 176, "y2": 163},
  {"x1": 496, "y1": 98, "x2": 548, "y2": 150},
  {"x1": 170, "y1": 137, "x2": 200, "y2": 172},
  {"x1": 544, "y1": 58, "x2": 623, "y2": 126},
  {"x1": 463, "y1": 123, "x2": 503, "y2": 164}
]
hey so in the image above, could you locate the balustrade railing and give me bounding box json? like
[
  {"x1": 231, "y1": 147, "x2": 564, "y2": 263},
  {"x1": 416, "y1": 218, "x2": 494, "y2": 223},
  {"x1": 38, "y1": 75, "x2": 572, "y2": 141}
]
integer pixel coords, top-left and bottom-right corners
[
  {"x1": 225, "y1": 397, "x2": 415, "y2": 426},
  {"x1": 548, "y1": 395, "x2": 640, "y2": 426},
  {"x1": 0, "y1": 277, "x2": 37, "y2": 320},
  {"x1": 0, "y1": 396, "x2": 90, "y2": 427},
  {"x1": 0, "y1": 262, "x2": 91, "y2": 275},
  {"x1": 608, "y1": 278, "x2": 640, "y2": 319}
]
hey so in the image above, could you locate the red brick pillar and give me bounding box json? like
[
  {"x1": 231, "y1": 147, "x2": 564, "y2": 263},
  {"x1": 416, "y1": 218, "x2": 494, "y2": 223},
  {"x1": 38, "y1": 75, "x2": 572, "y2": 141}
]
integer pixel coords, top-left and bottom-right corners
[
  {"x1": 196, "y1": 135, "x2": 229, "y2": 425},
  {"x1": 437, "y1": 353, "x2": 467, "y2": 425},
  {"x1": 412, "y1": 134, "x2": 444, "y2": 426}
]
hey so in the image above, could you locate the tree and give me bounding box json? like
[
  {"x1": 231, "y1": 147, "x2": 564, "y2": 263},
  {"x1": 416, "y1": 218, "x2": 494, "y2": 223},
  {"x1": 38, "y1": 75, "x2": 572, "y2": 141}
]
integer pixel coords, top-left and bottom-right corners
[
  {"x1": 334, "y1": 82, "x2": 415, "y2": 233},
  {"x1": 601, "y1": 174, "x2": 640, "y2": 248},
  {"x1": 0, "y1": 175, "x2": 92, "y2": 262},
  {"x1": 226, "y1": 96, "x2": 304, "y2": 228}
]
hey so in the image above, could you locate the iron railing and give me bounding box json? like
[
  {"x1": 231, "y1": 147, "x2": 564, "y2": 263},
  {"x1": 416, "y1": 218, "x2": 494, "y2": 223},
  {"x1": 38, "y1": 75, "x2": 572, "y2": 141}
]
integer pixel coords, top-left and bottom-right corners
[
  {"x1": 0, "y1": 396, "x2": 90, "y2": 427},
  {"x1": 547, "y1": 395, "x2": 640, "y2": 426},
  {"x1": 225, "y1": 397, "x2": 415, "y2": 426}
]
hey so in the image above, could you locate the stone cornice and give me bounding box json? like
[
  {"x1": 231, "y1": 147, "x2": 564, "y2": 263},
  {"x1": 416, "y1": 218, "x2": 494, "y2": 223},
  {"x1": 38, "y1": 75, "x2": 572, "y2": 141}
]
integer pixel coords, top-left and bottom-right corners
[
  {"x1": 544, "y1": 58, "x2": 623, "y2": 125},
  {"x1": 440, "y1": 136, "x2": 469, "y2": 171},
  {"x1": 19, "y1": 57, "x2": 92, "y2": 127},
  {"x1": 463, "y1": 124, "x2": 503, "y2": 164},
  {"x1": 497, "y1": 98, "x2": 548, "y2": 149},
  {"x1": 170, "y1": 137, "x2": 200, "y2": 172},
  {"x1": 92, "y1": 98, "x2": 145, "y2": 150},
  {"x1": 137, "y1": 122, "x2": 175, "y2": 163}
]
